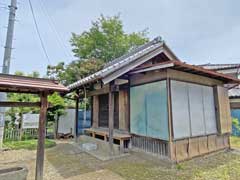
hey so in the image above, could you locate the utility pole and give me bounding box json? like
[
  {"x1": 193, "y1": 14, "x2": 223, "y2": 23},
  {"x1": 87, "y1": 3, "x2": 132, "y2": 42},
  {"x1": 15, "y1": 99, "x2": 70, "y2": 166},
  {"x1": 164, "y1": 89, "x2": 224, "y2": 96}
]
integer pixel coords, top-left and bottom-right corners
[
  {"x1": 2, "y1": 0, "x2": 17, "y2": 74},
  {"x1": 0, "y1": 0, "x2": 17, "y2": 149}
]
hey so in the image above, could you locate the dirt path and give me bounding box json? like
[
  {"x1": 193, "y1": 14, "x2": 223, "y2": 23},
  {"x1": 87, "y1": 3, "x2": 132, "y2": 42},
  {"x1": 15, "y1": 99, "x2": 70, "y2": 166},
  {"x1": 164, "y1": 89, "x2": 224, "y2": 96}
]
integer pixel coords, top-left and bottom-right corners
[{"x1": 0, "y1": 142, "x2": 124, "y2": 180}]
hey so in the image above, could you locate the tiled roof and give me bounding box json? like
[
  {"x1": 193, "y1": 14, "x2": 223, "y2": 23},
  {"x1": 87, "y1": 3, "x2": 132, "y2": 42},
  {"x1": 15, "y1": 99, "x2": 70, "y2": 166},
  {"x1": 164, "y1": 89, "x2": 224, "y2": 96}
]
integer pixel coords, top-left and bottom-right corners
[
  {"x1": 229, "y1": 86, "x2": 240, "y2": 98},
  {"x1": 68, "y1": 37, "x2": 174, "y2": 90},
  {"x1": 104, "y1": 37, "x2": 163, "y2": 68}
]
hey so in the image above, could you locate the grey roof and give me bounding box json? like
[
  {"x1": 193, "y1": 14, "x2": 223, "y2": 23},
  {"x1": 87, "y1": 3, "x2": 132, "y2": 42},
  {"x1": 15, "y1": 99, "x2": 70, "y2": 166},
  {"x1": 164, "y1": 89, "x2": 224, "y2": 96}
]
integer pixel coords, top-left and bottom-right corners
[
  {"x1": 200, "y1": 63, "x2": 240, "y2": 70},
  {"x1": 68, "y1": 37, "x2": 177, "y2": 90},
  {"x1": 229, "y1": 86, "x2": 240, "y2": 98},
  {"x1": 104, "y1": 36, "x2": 162, "y2": 68}
]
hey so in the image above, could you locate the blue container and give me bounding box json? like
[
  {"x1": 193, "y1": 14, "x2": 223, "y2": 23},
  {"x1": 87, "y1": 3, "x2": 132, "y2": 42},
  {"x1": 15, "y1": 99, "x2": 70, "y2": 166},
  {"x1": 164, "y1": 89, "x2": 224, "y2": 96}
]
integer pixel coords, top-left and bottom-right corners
[
  {"x1": 78, "y1": 110, "x2": 91, "y2": 135},
  {"x1": 231, "y1": 109, "x2": 240, "y2": 136}
]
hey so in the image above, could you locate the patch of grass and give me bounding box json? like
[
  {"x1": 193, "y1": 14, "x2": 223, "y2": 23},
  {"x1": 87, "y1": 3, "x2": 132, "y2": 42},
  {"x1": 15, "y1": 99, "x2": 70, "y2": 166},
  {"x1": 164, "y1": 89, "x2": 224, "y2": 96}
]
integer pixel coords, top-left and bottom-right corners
[
  {"x1": 3, "y1": 139, "x2": 56, "y2": 150},
  {"x1": 176, "y1": 163, "x2": 184, "y2": 170},
  {"x1": 230, "y1": 136, "x2": 240, "y2": 148},
  {"x1": 104, "y1": 151, "x2": 240, "y2": 180}
]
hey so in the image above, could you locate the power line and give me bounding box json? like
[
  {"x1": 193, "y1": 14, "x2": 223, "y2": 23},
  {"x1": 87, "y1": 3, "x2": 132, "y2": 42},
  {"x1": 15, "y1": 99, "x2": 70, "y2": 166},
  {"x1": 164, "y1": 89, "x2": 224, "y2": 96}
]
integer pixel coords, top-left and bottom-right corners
[
  {"x1": 28, "y1": 0, "x2": 51, "y2": 65},
  {"x1": 38, "y1": 0, "x2": 73, "y2": 60}
]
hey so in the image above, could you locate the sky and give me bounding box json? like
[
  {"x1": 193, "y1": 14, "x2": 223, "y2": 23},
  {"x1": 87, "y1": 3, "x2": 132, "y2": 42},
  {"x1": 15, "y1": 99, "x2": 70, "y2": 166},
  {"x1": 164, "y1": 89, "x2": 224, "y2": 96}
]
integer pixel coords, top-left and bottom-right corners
[{"x1": 0, "y1": 0, "x2": 240, "y2": 76}]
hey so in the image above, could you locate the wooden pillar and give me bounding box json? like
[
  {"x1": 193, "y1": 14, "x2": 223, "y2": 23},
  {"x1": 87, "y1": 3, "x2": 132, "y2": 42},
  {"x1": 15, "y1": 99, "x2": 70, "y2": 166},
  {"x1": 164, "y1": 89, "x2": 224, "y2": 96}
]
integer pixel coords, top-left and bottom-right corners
[
  {"x1": 35, "y1": 92, "x2": 48, "y2": 180},
  {"x1": 119, "y1": 90, "x2": 129, "y2": 131},
  {"x1": 214, "y1": 86, "x2": 232, "y2": 134},
  {"x1": 109, "y1": 82, "x2": 115, "y2": 155},
  {"x1": 92, "y1": 96, "x2": 99, "y2": 128},
  {"x1": 167, "y1": 78, "x2": 174, "y2": 160},
  {"x1": 75, "y1": 90, "x2": 79, "y2": 142}
]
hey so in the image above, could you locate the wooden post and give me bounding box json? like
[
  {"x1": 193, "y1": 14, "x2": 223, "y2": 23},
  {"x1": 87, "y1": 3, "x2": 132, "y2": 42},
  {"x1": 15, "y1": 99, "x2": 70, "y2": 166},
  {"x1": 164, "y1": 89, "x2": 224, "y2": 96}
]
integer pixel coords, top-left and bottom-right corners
[
  {"x1": 109, "y1": 82, "x2": 115, "y2": 155},
  {"x1": 75, "y1": 90, "x2": 79, "y2": 142},
  {"x1": 92, "y1": 96, "x2": 99, "y2": 128},
  {"x1": 35, "y1": 92, "x2": 48, "y2": 180},
  {"x1": 19, "y1": 112, "x2": 23, "y2": 140},
  {"x1": 167, "y1": 78, "x2": 174, "y2": 160}
]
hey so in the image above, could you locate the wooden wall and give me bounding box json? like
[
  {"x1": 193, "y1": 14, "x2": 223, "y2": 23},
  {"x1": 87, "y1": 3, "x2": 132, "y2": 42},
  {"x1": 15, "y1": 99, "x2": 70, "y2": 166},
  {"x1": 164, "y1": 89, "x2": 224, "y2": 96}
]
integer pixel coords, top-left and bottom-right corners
[
  {"x1": 214, "y1": 86, "x2": 232, "y2": 134},
  {"x1": 167, "y1": 69, "x2": 223, "y2": 86},
  {"x1": 130, "y1": 69, "x2": 167, "y2": 86},
  {"x1": 119, "y1": 89, "x2": 129, "y2": 131},
  {"x1": 90, "y1": 82, "x2": 129, "y2": 130},
  {"x1": 129, "y1": 68, "x2": 231, "y2": 162},
  {"x1": 98, "y1": 94, "x2": 109, "y2": 127},
  {"x1": 230, "y1": 98, "x2": 240, "y2": 109},
  {"x1": 171, "y1": 134, "x2": 230, "y2": 162},
  {"x1": 97, "y1": 93, "x2": 119, "y2": 128}
]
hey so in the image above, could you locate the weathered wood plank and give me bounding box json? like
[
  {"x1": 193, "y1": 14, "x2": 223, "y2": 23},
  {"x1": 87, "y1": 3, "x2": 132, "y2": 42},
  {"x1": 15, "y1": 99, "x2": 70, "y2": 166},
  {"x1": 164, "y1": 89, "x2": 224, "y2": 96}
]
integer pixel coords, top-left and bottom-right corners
[
  {"x1": 35, "y1": 92, "x2": 48, "y2": 180},
  {"x1": 0, "y1": 101, "x2": 41, "y2": 107},
  {"x1": 92, "y1": 96, "x2": 99, "y2": 128},
  {"x1": 214, "y1": 86, "x2": 232, "y2": 134},
  {"x1": 130, "y1": 69, "x2": 167, "y2": 86},
  {"x1": 87, "y1": 85, "x2": 109, "y2": 97},
  {"x1": 119, "y1": 90, "x2": 129, "y2": 131},
  {"x1": 167, "y1": 69, "x2": 223, "y2": 86}
]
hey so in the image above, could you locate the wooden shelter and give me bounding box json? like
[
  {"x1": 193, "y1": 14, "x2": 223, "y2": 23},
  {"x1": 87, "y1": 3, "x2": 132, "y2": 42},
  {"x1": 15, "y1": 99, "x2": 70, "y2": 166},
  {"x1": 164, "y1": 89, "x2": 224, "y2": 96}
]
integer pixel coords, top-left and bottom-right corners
[
  {"x1": 68, "y1": 37, "x2": 240, "y2": 162},
  {"x1": 0, "y1": 74, "x2": 68, "y2": 180}
]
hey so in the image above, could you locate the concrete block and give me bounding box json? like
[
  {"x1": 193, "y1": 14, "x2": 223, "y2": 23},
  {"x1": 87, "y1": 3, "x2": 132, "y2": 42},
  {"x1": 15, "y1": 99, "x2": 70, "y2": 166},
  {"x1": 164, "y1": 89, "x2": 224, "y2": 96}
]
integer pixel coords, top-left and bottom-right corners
[{"x1": 81, "y1": 143, "x2": 97, "y2": 151}]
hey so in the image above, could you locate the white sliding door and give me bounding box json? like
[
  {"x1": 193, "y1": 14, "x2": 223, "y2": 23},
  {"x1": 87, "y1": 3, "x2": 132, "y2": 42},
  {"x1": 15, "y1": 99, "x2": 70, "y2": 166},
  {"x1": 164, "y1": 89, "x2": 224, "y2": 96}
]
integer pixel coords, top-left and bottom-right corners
[
  {"x1": 171, "y1": 81, "x2": 191, "y2": 139},
  {"x1": 130, "y1": 81, "x2": 169, "y2": 140},
  {"x1": 188, "y1": 83, "x2": 205, "y2": 136},
  {"x1": 171, "y1": 80, "x2": 217, "y2": 139},
  {"x1": 203, "y1": 86, "x2": 217, "y2": 134}
]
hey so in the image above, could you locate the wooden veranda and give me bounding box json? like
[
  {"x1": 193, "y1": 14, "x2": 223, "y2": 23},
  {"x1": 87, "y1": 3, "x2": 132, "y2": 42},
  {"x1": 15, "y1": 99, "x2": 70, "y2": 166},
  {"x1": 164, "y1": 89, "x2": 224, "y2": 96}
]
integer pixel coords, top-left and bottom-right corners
[{"x1": 0, "y1": 74, "x2": 68, "y2": 180}]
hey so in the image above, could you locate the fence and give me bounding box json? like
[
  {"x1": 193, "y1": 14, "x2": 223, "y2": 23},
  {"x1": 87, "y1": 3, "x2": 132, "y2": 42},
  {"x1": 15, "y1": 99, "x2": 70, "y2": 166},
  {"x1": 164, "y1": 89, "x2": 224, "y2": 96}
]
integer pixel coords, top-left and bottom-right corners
[{"x1": 4, "y1": 128, "x2": 38, "y2": 141}]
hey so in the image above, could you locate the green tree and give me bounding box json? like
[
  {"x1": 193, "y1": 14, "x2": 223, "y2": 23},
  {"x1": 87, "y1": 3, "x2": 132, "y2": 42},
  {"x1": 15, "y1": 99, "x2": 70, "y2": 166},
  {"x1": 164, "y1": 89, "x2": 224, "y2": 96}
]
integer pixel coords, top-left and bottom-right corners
[
  {"x1": 47, "y1": 92, "x2": 66, "y2": 137},
  {"x1": 233, "y1": 118, "x2": 240, "y2": 132},
  {"x1": 47, "y1": 58, "x2": 104, "y2": 85},
  {"x1": 47, "y1": 14, "x2": 149, "y2": 85},
  {"x1": 70, "y1": 15, "x2": 149, "y2": 62}
]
